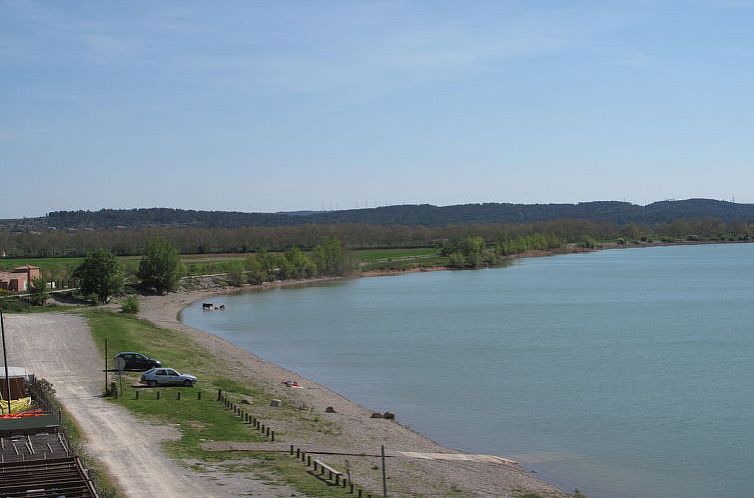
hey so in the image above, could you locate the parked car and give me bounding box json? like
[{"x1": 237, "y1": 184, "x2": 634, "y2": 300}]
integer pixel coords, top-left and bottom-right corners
[
  {"x1": 141, "y1": 368, "x2": 197, "y2": 387},
  {"x1": 114, "y1": 352, "x2": 161, "y2": 371}
]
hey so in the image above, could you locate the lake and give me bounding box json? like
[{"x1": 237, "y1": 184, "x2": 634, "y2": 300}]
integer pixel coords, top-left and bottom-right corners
[{"x1": 181, "y1": 244, "x2": 754, "y2": 498}]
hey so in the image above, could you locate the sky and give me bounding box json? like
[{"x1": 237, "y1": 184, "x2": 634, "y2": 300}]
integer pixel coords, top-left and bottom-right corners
[{"x1": 2, "y1": 0, "x2": 754, "y2": 218}]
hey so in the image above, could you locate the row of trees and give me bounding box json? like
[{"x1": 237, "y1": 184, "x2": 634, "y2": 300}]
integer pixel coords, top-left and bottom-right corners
[
  {"x1": 74, "y1": 238, "x2": 181, "y2": 302},
  {"x1": 218, "y1": 237, "x2": 349, "y2": 287},
  {"x1": 442, "y1": 233, "x2": 565, "y2": 268},
  {"x1": 3, "y1": 217, "x2": 751, "y2": 259},
  {"x1": 71, "y1": 237, "x2": 350, "y2": 302}
]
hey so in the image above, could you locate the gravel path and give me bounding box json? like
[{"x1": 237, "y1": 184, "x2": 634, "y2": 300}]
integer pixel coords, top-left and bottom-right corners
[{"x1": 2, "y1": 313, "x2": 294, "y2": 498}]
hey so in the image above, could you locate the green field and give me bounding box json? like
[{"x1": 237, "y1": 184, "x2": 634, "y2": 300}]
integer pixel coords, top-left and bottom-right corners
[
  {"x1": 351, "y1": 247, "x2": 447, "y2": 272},
  {"x1": 1, "y1": 246, "x2": 447, "y2": 276}
]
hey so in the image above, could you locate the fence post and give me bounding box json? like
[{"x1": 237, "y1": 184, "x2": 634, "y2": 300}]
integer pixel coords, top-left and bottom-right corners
[
  {"x1": 156, "y1": 390, "x2": 160, "y2": 400},
  {"x1": 197, "y1": 391, "x2": 202, "y2": 400},
  {"x1": 217, "y1": 389, "x2": 222, "y2": 401},
  {"x1": 290, "y1": 445, "x2": 294, "y2": 455},
  {"x1": 177, "y1": 391, "x2": 181, "y2": 400}
]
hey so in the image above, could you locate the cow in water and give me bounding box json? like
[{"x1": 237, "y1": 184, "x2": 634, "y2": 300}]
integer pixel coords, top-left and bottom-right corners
[{"x1": 202, "y1": 303, "x2": 213, "y2": 310}]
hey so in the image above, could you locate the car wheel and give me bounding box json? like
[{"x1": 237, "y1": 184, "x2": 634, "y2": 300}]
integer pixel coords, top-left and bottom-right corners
[{"x1": 183, "y1": 380, "x2": 193, "y2": 387}]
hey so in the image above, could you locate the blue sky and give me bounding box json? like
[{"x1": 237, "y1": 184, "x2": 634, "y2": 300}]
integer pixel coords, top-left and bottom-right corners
[{"x1": 2, "y1": 1, "x2": 753, "y2": 218}]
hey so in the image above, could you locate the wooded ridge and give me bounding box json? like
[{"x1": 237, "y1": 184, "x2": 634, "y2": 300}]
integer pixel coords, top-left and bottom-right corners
[{"x1": 2, "y1": 199, "x2": 753, "y2": 230}]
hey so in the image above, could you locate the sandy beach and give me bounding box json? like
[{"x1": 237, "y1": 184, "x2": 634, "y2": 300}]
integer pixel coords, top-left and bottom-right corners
[{"x1": 137, "y1": 278, "x2": 570, "y2": 498}]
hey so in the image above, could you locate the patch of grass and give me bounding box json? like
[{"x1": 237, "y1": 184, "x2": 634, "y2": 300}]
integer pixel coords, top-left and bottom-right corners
[
  {"x1": 251, "y1": 452, "x2": 360, "y2": 497},
  {"x1": 352, "y1": 247, "x2": 439, "y2": 263},
  {"x1": 117, "y1": 392, "x2": 263, "y2": 460},
  {"x1": 352, "y1": 247, "x2": 448, "y2": 272}
]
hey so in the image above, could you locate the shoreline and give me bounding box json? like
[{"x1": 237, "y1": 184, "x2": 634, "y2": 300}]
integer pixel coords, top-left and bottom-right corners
[
  {"x1": 138, "y1": 277, "x2": 569, "y2": 497},
  {"x1": 134, "y1": 240, "x2": 748, "y2": 496}
]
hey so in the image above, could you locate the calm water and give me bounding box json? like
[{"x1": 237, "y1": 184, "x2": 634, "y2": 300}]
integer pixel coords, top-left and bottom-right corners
[{"x1": 181, "y1": 244, "x2": 754, "y2": 498}]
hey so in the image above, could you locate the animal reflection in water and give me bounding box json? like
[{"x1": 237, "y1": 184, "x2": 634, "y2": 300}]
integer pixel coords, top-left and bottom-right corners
[{"x1": 202, "y1": 303, "x2": 225, "y2": 311}]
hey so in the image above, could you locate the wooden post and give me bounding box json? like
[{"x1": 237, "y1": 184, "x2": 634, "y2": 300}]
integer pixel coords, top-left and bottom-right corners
[
  {"x1": 156, "y1": 390, "x2": 160, "y2": 400},
  {"x1": 290, "y1": 445, "x2": 294, "y2": 455},
  {"x1": 271, "y1": 430, "x2": 275, "y2": 442},
  {"x1": 197, "y1": 391, "x2": 202, "y2": 400},
  {"x1": 296, "y1": 448, "x2": 300, "y2": 458},
  {"x1": 381, "y1": 445, "x2": 387, "y2": 498},
  {"x1": 358, "y1": 489, "x2": 362, "y2": 498},
  {"x1": 301, "y1": 451, "x2": 305, "y2": 462},
  {"x1": 217, "y1": 389, "x2": 222, "y2": 401},
  {"x1": 177, "y1": 391, "x2": 181, "y2": 400},
  {"x1": 307, "y1": 455, "x2": 311, "y2": 466},
  {"x1": 266, "y1": 427, "x2": 270, "y2": 438},
  {"x1": 135, "y1": 390, "x2": 139, "y2": 400},
  {"x1": 350, "y1": 483, "x2": 354, "y2": 494}
]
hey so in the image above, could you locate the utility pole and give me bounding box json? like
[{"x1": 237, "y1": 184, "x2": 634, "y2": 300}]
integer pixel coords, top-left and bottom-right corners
[{"x1": 0, "y1": 311, "x2": 12, "y2": 415}]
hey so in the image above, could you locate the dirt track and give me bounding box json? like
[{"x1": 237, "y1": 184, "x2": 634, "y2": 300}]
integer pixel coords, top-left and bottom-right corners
[{"x1": 2, "y1": 313, "x2": 289, "y2": 498}]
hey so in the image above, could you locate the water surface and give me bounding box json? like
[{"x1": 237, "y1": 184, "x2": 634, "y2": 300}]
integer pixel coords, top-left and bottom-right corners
[{"x1": 181, "y1": 244, "x2": 754, "y2": 498}]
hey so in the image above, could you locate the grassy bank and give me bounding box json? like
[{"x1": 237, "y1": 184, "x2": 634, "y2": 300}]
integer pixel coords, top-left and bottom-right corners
[{"x1": 83, "y1": 309, "x2": 357, "y2": 497}]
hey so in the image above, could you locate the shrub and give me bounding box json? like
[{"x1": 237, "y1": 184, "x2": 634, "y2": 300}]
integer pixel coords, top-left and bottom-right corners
[{"x1": 121, "y1": 295, "x2": 140, "y2": 314}]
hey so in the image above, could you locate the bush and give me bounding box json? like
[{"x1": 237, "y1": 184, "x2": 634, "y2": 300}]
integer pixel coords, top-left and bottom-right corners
[{"x1": 121, "y1": 295, "x2": 140, "y2": 314}]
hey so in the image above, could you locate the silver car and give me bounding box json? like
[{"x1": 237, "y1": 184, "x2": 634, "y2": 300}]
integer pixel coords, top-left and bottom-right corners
[{"x1": 141, "y1": 367, "x2": 197, "y2": 387}]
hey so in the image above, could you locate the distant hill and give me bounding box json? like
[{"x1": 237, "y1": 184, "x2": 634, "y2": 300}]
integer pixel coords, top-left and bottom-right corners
[{"x1": 3, "y1": 199, "x2": 753, "y2": 230}]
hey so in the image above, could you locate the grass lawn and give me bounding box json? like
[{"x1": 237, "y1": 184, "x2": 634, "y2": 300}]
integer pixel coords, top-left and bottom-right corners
[
  {"x1": 352, "y1": 247, "x2": 447, "y2": 272},
  {"x1": 83, "y1": 310, "x2": 357, "y2": 497}
]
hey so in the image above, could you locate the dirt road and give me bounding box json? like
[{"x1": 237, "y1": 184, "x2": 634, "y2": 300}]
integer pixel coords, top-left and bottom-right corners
[{"x1": 2, "y1": 313, "x2": 287, "y2": 498}]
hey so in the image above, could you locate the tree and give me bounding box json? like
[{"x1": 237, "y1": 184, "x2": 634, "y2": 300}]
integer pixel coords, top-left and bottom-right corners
[
  {"x1": 73, "y1": 250, "x2": 124, "y2": 302},
  {"x1": 313, "y1": 237, "x2": 349, "y2": 276},
  {"x1": 282, "y1": 246, "x2": 315, "y2": 279},
  {"x1": 224, "y1": 260, "x2": 246, "y2": 287},
  {"x1": 137, "y1": 238, "x2": 183, "y2": 293},
  {"x1": 29, "y1": 276, "x2": 49, "y2": 306}
]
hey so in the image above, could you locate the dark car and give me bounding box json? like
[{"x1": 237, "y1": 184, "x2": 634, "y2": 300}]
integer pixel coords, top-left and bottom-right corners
[{"x1": 114, "y1": 352, "x2": 161, "y2": 371}]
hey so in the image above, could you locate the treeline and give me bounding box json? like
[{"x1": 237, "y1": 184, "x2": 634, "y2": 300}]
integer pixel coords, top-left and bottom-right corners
[
  {"x1": 18, "y1": 198, "x2": 754, "y2": 229},
  {"x1": 1, "y1": 217, "x2": 752, "y2": 259},
  {"x1": 442, "y1": 233, "x2": 565, "y2": 268},
  {"x1": 218, "y1": 237, "x2": 349, "y2": 286}
]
